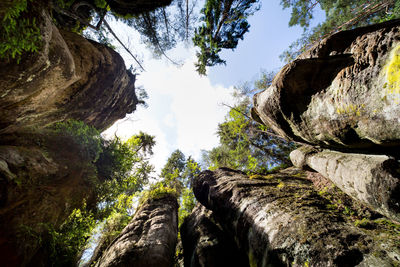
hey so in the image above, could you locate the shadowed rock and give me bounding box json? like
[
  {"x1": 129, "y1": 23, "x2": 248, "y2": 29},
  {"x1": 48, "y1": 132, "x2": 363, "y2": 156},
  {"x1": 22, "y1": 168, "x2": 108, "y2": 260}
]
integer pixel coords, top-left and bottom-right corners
[
  {"x1": 95, "y1": 194, "x2": 178, "y2": 267},
  {"x1": 0, "y1": 131, "x2": 98, "y2": 266},
  {"x1": 290, "y1": 147, "x2": 400, "y2": 222},
  {"x1": 253, "y1": 19, "x2": 400, "y2": 154},
  {"x1": 193, "y1": 168, "x2": 400, "y2": 267},
  {"x1": 180, "y1": 203, "x2": 249, "y2": 267}
]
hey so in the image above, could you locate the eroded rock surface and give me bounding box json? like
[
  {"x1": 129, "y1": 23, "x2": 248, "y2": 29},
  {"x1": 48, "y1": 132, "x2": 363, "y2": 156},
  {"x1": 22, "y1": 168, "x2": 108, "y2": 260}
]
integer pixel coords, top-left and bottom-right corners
[
  {"x1": 0, "y1": 131, "x2": 97, "y2": 266},
  {"x1": 95, "y1": 194, "x2": 178, "y2": 267},
  {"x1": 193, "y1": 168, "x2": 400, "y2": 267},
  {"x1": 290, "y1": 147, "x2": 400, "y2": 222},
  {"x1": 0, "y1": 10, "x2": 138, "y2": 133},
  {"x1": 180, "y1": 203, "x2": 249, "y2": 267},
  {"x1": 253, "y1": 19, "x2": 400, "y2": 153}
]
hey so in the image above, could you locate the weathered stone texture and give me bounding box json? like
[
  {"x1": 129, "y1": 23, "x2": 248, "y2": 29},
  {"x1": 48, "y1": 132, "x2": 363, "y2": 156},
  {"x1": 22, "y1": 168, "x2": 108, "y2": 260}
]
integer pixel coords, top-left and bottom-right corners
[
  {"x1": 290, "y1": 147, "x2": 400, "y2": 222},
  {"x1": 0, "y1": 10, "x2": 138, "y2": 133},
  {"x1": 95, "y1": 194, "x2": 178, "y2": 267},
  {"x1": 193, "y1": 168, "x2": 400, "y2": 267},
  {"x1": 180, "y1": 203, "x2": 249, "y2": 267},
  {"x1": 253, "y1": 19, "x2": 400, "y2": 153}
]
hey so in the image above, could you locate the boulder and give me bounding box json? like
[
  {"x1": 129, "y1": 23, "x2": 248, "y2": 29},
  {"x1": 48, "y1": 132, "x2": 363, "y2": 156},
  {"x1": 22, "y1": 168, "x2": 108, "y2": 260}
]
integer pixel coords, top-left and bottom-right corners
[
  {"x1": 0, "y1": 10, "x2": 138, "y2": 133},
  {"x1": 193, "y1": 168, "x2": 400, "y2": 266},
  {"x1": 180, "y1": 203, "x2": 249, "y2": 267},
  {"x1": 290, "y1": 147, "x2": 400, "y2": 222},
  {"x1": 95, "y1": 194, "x2": 178, "y2": 267},
  {"x1": 253, "y1": 19, "x2": 400, "y2": 154}
]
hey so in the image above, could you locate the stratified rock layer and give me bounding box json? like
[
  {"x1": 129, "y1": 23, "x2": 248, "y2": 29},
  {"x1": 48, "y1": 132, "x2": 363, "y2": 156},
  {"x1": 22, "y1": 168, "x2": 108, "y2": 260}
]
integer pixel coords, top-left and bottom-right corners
[
  {"x1": 193, "y1": 168, "x2": 400, "y2": 267},
  {"x1": 180, "y1": 203, "x2": 249, "y2": 267},
  {"x1": 290, "y1": 147, "x2": 400, "y2": 222},
  {"x1": 253, "y1": 19, "x2": 400, "y2": 153},
  {"x1": 0, "y1": 10, "x2": 138, "y2": 133},
  {"x1": 95, "y1": 194, "x2": 178, "y2": 267}
]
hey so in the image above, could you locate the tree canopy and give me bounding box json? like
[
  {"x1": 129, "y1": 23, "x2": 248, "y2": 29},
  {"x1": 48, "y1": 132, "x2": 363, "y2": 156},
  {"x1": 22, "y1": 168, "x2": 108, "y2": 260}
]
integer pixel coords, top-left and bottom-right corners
[
  {"x1": 280, "y1": 0, "x2": 400, "y2": 62},
  {"x1": 192, "y1": 0, "x2": 260, "y2": 75}
]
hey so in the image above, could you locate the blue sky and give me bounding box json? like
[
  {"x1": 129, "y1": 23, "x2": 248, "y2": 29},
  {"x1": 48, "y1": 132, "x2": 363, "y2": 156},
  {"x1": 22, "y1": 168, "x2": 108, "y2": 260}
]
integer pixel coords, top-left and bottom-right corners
[{"x1": 102, "y1": 0, "x2": 325, "y2": 176}]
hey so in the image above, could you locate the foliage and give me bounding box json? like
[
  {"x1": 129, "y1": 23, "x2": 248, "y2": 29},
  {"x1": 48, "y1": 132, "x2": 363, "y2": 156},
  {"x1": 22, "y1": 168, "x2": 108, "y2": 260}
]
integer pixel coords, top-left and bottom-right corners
[
  {"x1": 47, "y1": 121, "x2": 155, "y2": 263},
  {"x1": 280, "y1": 0, "x2": 400, "y2": 63},
  {"x1": 138, "y1": 182, "x2": 179, "y2": 207},
  {"x1": 51, "y1": 119, "x2": 102, "y2": 161},
  {"x1": 0, "y1": 0, "x2": 42, "y2": 63},
  {"x1": 193, "y1": 0, "x2": 260, "y2": 75},
  {"x1": 46, "y1": 206, "x2": 96, "y2": 266},
  {"x1": 94, "y1": 132, "x2": 155, "y2": 217},
  {"x1": 202, "y1": 72, "x2": 296, "y2": 173},
  {"x1": 158, "y1": 150, "x2": 201, "y2": 226}
]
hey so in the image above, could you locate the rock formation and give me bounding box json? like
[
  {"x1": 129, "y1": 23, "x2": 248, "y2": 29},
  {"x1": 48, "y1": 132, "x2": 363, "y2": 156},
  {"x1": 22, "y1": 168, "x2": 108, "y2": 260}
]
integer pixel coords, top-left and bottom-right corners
[
  {"x1": 192, "y1": 168, "x2": 400, "y2": 266},
  {"x1": 252, "y1": 16, "x2": 400, "y2": 226},
  {"x1": 290, "y1": 147, "x2": 400, "y2": 222},
  {"x1": 0, "y1": 0, "x2": 171, "y2": 264},
  {"x1": 253, "y1": 19, "x2": 400, "y2": 154},
  {"x1": 0, "y1": 9, "x2": 138, "y2": 134},
  {"x1": 180, "y1": 203, "x2": 249, "y2": 267},
  {"x1": 94, "y1": 194, "x2": 178, "y2": 267},
  {"x1": 0, "y1": 130, "x2": 98, "y2": 266}
]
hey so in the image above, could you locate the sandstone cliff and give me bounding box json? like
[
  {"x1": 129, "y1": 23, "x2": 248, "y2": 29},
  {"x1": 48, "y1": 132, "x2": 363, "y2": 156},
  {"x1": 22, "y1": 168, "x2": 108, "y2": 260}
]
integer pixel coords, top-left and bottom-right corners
[
  {"x1": 253, "y1": 19, "x2": 400, "y2": 154},
  {"x1": 190, "y1": 168, "x2": 400, "y2": 266},
  {"x1": 94, "y1": 194, "x2": 178, "y2": 267}
]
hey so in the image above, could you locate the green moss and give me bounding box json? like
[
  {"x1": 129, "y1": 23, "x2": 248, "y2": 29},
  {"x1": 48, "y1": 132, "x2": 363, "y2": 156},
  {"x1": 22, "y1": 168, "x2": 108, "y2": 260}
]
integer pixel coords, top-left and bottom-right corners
[
  {"x1": 248, "y1": 249, "x2": 258, "y2": 267},
  {"x1": 138, "y1": 183, "x2": 178, "y2": 206}
]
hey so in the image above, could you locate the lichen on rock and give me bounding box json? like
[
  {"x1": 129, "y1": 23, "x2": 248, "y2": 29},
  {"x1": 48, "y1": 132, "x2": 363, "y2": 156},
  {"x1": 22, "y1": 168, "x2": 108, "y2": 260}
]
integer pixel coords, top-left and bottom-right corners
[
  {"x1": 192, "y1": 167, "x2": 400, "y2": 266},
  {"x1": 253, "y1": 19, "x2": 400, "y2": 153}
]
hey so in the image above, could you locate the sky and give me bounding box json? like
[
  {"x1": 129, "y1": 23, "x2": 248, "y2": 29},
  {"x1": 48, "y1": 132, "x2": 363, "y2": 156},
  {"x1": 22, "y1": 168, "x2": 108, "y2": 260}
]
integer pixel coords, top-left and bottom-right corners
[{"x1": 102, "y1": 0, "x2": 325, "y2": 176}]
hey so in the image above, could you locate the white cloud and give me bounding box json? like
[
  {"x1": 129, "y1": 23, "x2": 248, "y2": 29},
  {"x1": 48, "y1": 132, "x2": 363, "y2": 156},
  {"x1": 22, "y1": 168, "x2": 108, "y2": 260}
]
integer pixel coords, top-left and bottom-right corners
[
  {"x1": 101, "y1": 20, "x2": 236, "y2": 175},
  {"x1": 104, "y1": 47, "x2": 235, "y2": 175}
]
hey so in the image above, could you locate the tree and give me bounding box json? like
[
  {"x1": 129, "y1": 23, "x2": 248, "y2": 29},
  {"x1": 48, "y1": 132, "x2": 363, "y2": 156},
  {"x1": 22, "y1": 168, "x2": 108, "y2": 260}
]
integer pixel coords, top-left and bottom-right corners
[
  {"x1": 95, "y1": 132, "x2": 156, "y2": 216},
  {"x1": 280, "y1": 0, "x2": 399, "y2": 63},
  {"x1": 158, "y1": 150, "x2": 201, "y2": 225},
  {"x1": 193, "y1": 0, "x2": 260, "y2": 75},
  {"x1": 202, "y1": 72, "x2": 296, "y2": 173}
]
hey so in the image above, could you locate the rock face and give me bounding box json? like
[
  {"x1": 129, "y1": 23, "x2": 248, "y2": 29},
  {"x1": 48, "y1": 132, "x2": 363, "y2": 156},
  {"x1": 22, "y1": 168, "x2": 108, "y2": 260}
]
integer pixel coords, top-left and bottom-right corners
[
  {"x1": 0, "y1": 10, "x2": 138, "y2": 133},
  {"x1": 0, "y1": 131, "x2": 97, "y2": 266},
  {"x1": 193, "y1": 168, "x2": 400, "y2": 267},
  {"x1": 180, "y1": 203, "x2": 249, "y2": 267},
  {"x1": 290, "y1": 147, "x2": 400, "y2": 222},
  {"x1": 253, "y1": 19, "x2": 400, "y2": 153},
  {"x1": 95, "y1": 194, "x2": 178, "y2": 267}
]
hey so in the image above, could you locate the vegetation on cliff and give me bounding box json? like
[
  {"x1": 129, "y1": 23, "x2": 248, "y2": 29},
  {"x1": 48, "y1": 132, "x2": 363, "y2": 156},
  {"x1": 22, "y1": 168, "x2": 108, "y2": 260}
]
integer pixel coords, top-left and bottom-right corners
[
  {"x1": 202, "y1": 72, "x2": 296, "y2": 174},
  {"x1": 40, "y1": 120, "x2": 156, "y2": 265}
]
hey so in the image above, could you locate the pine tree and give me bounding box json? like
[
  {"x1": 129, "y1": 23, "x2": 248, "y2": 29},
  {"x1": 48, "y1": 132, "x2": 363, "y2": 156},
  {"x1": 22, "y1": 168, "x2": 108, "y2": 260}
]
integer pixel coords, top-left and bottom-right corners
[{"x1": 193, "y1": 0, "x2": 260, "y2": 75}]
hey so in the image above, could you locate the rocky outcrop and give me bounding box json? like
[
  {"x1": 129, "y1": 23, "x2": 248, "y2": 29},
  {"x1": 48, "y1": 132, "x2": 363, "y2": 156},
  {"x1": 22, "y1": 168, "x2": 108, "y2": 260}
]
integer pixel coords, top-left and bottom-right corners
[
  {"x1": 180, "y1": 203, "x2": 249, "y2": 267},
  {"x1": 0, "y1": 9, "x2": 138, "y2": 133},
  {"x1": 0, "y1": 131, "x2": 97, "y2": 266},
  {"x1": 253, "y1": 19, "x2": 400, "y2": 153},
  {"x1": 94, "y1": 194, "x2": 178, "y2": 267},
  {"x1": 290, "y1": 147, "x2": 400, "y2": 222},
  {"x1": 193, "y1": 168, "x2": 400, "y2": 266}
]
